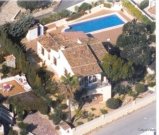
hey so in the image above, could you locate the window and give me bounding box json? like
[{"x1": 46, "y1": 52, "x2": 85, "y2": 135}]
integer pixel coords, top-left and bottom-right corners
[
  {"x1": 64, "y1": 68, "x2": 68, "y2": 75},
  {"x1": 53, "y1": 57, "x2": 57, "y2": 65},
  {"x1": 41, "y1": 48, "x2": 44, "y2": 55},
  {"x1": 88, "y1": 75, "x2": 97, "y2": 83},
  {"x1": 48, "y1": 54, "x2": 50, "y2": 60}
]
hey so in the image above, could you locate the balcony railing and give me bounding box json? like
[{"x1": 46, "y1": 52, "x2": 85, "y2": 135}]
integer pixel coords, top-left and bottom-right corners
[{"x1": 81, "y1": 80, "x2": 110, "y2": 90}]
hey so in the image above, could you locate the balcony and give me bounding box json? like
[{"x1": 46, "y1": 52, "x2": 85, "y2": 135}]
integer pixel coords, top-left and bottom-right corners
[{"x1": 82, "y1": 80, "x2": 110, "y2": 90}]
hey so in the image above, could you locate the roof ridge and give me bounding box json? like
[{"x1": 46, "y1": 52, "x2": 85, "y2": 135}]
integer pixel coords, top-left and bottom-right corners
[{"x1": 71, "y1": 62, "x2": 99, "y2": 69}]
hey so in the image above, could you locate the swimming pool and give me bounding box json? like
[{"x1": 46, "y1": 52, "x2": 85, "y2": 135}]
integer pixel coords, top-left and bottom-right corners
[{"x1": 65, "y1": 14, "x2": 125, "y2": 34}]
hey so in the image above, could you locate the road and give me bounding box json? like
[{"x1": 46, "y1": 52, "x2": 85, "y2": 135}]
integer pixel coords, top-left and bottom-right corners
[
  {"x1": 55, "y1": 0, "x2": 85, "y2": 12},
  {"x1": 92, "y1": 102, "x2": 156, "y2": 135}
]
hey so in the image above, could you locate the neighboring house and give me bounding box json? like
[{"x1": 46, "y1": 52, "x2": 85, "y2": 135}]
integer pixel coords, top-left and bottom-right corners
[
  {"x1": 58, "y1": 121, "x2": 72, "y2": 135},
  {"x1": 4, "y1": 54, "x2": 16, "y2": 68},
  {"x1": 0, "y1": 106, "x2": 14, "y2": 124},
  {"x1": 23, "y1": 112, "x2": 58, "y2": 135},
  {"x1": 0, "y1": 74, "x2": 31, "y2": 97},
  {"x1": 25, "y1": 24, "x2": 111, "y2": 101},
  {"x1": 0, "y1": 105, "x2": 14, "y2": 135}
]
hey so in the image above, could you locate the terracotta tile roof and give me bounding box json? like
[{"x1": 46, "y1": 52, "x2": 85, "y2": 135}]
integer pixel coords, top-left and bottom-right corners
[
  {"x1": 62, "y1": 31, "x2": 88, "y2": 41},
  {"x1": 24, "y1": 112, "x2": 58, "y2": 135},
  {"x1": 38, "y1": 32, "x2": 88, "y2": 52},
  {"x1": 88, "y1": 38, "x2": 107, "y2": 61},
  {"x1": 38, "y1": 34, "x2": 60, "y2": 51},
  {"x1": 62, "y1": 45, "x2": 102, "y2": 76}
]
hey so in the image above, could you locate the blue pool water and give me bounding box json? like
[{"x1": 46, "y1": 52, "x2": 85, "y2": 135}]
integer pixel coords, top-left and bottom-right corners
[{"x1": 65, "y1": 14, "x2": 125, "y2": 33}]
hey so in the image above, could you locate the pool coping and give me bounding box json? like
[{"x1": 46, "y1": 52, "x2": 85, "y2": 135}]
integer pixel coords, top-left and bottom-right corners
[{"x1": 62, "y1": 12, "x2": 128, "y2": 35}]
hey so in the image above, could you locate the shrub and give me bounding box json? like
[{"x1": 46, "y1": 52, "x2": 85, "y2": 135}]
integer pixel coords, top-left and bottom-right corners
[
  {"x1": 148, "y1": 82, "x2": 155, "y2": 87},
  {"x1": 135, "y1": 83, "x2": 146, "y2": 93},
  {"x1": 87, "y1": 113, "x2": 94, "y2": 121},
  {"x1": 107, "y1": 0, "x2": 113, "y2": 2},
  {"x1": 113, "y1": 84, "x2": 132, "y2": 95},
  {"x1": 149, "y1": 35, "x2": 156, "y2": 43},
  {"x1": 60, "y1": 104, "x2": 68, "y2": 110},
  {"x1": 139, "y1": 0, "x2": 149, "y2": 10},
  {"x1": 40, "y1": 10, "x2": 71, "y2": 25},
  {"x1": 58, "y1": 10, "x2": 71, "y2": 18},
  {"x1": 104, "y1": 3, "x2": 112, "y2": 8},
  {"x1": 66, "y1": 12, "x2": 85, "y2": 21},
  {"x1": 17, "y1": 0, "x2": 52, "y2": 11},
  {"x1": 100, "y1": 109, "x2": 108, "y2": 114},
  {"x1": 77, "y1": 121, "x2": 84, "y2": 125},
  {"x1": 106, "y1": 98, "x2": 122, "y2": 109},
  {"x1": 78, "y1": 3, "x2": 92, "y2": 12},
  {"x1": 91, "y1": 107, "x2": 96, "y2": 111},
  {"x1": 82, "y1": 110, "x2": 89, "y2": 119}
]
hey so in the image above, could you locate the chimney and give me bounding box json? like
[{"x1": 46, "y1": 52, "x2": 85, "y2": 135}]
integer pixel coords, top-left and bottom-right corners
[{"x1": 77, "y1": 39, "x2": 82, "y2": 44}]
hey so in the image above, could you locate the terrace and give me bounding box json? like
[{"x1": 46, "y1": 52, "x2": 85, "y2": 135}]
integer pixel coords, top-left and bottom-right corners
[{"x1": 0, "y1": 75, "x2": 31, "y2": 97}]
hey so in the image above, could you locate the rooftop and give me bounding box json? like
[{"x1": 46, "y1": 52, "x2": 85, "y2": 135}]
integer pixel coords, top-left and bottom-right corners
[
  {"x1": 38, "y1": 31, "x2": 88, "y2": 52},
  {"x1": 62, "y1": 44, "x2": 102, "y2": 76},
  {"x1": 24, "y1": 112, "x2": 58, "y2": 135},
  {"x1": 0, "y1": 80, "x2": 25, "y2": 97},
  {"x1": 0, "y1": 75, "x2": 31, "y2": 97}
]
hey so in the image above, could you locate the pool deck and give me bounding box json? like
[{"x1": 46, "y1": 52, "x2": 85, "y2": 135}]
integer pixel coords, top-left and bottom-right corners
[{"x1": 68, "y1": 9, "x2": 132, "y2": 44}]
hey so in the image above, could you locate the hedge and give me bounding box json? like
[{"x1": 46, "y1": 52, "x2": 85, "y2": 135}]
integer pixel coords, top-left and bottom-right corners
[
  {"x1": 39, "y1": 10, "x2": 71, "y2": 25},
  {"x1": 122, "y1": 0, "x2": 151, "y2": 24}
]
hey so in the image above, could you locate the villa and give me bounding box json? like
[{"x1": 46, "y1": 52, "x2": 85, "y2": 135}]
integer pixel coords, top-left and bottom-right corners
[
  {"x1": 24, "y1": 23, "x2": 112, "y2": 101},
  {"x1": 22, "y1": 4, "x2": 134, "y2": 102}
]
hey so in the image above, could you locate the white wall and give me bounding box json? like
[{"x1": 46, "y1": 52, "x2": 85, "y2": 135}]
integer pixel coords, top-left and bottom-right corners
[
  {"x1": 37, "y1": 42, "x2": 74, "y2": 77},
  {"x1": 87, "y1": 84, "x2": 111, "y2": 101},
  {"x1": 60, "y1": 127, "x2": 73, "y2": 135},
  {"x1": 26, "y1": 28, "x2": 38, "y2": 41}
]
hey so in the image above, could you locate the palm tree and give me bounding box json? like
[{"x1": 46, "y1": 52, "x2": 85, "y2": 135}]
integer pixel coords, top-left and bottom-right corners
[{"x1": 61, "y1": 73, "x2": 79, "y2": 122}]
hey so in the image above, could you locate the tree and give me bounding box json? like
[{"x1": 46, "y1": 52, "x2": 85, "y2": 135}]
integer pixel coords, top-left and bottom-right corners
[
  {"x1": 78, "y1": 3, "x2": 92, "y2": 12},
  {"x1": 139, "y1": 0, "x2": 149, "y2": 10},
  {"x1": 8, "y1": 16, "x2": 35, "y2": 40},
  {"x1": 102, "y1": 53, "x2": 134, "y2": 82},
  {"x1": 117, "y1": 20, "x2": 152, "y2": 66},
  {"x1": 17, "y1": 0, "x2": 52, "y2": 11},
  {"x1": 61, "y1": 73, "x2": 79, "y2": 122}
]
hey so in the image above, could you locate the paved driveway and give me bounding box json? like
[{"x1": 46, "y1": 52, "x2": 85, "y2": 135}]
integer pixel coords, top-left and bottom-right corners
[{"x1": 55, "y1": 0, "x2": 85, "y2": 12}]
